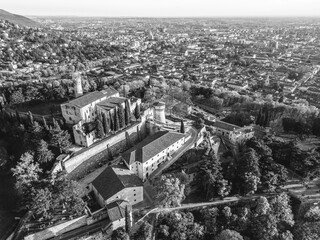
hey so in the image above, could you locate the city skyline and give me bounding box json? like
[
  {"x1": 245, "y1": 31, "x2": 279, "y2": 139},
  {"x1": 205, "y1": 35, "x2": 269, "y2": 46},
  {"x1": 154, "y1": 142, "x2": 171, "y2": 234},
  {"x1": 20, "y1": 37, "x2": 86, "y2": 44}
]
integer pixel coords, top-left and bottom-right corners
[{"x1": 2, "y1": 0, "x2": 320, "y2": 17}]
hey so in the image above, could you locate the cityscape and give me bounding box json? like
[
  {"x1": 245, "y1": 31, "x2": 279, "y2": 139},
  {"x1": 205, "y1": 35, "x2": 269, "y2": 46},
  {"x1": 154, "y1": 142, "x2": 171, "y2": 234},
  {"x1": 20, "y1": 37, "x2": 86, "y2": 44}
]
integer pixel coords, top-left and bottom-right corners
[{"x1": 0, "y1": 1, "x2": 320, "y2": 240}]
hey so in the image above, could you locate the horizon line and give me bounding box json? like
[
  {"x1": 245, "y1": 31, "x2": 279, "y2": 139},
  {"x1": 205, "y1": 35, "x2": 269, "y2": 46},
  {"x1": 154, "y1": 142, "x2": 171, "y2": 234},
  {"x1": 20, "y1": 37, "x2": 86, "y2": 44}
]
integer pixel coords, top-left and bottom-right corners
[{"x1": 27, "y1": 15, "x2": 320, "y2": 18}]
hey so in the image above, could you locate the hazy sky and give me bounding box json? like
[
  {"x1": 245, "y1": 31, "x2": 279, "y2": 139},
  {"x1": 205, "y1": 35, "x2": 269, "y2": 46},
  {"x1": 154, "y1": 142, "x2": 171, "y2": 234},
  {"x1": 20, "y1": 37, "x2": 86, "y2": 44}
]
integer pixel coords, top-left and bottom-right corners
[{"x1": 2, "y1": 0, "x2": 320, "y2": 17}]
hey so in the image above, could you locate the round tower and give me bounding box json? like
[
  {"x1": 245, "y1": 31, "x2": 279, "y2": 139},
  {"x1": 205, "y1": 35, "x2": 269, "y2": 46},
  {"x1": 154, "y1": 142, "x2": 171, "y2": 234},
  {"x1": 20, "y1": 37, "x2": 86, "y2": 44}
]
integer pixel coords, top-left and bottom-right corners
[
  {"x1": 153, "y1": 101, "x2": 166, "y2": 124},
  {"x1": 73, "y1": 72, "x2": 83, "y2": 98}
]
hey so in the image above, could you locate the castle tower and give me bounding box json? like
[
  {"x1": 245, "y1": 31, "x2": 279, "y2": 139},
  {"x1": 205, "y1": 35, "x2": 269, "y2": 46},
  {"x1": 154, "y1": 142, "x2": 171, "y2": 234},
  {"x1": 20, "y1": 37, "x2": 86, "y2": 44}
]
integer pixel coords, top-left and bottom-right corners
[
  {"x1": 153, "y1": 101, "x2": 166, "y2": 124},
  {"x1": 73, "y1": 72, "x2": 83, "y2": 98}
]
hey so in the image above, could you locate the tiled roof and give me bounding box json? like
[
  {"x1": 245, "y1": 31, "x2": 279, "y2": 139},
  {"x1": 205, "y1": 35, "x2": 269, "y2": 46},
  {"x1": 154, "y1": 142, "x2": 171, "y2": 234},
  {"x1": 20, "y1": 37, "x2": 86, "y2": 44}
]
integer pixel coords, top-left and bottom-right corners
[
  {"x1": 64, "y1": 88, "x2": 119, "y2": 108},
  {"x1": 101, "y1": 88, "x2": 118, "y2": 96},
  {"x1": 210, "y1": 120, "x2": 240, "y2": 132},
  {"x1": 92, "y1": 165, "x2": 143, "y2": 202},
  {"x1": 98, "y1": 97, "x2": 127, "y2": 108},
  {"x1": 121, "y1": 131, "x2": 185, "y2": 165},
  {"x1": 106, "y1": 200, "x2": 127, "y2": 222},
  {"x1": 65, "y1": 91, "x2": 105, "y2": 108}
]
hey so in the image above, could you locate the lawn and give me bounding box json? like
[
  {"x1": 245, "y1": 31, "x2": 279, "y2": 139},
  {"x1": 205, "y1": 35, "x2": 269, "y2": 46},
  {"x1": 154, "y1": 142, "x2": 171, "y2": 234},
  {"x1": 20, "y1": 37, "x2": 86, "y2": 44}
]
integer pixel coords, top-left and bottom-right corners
[{"x1": 12, "y1": 100, "x2": 64, "y2": 116}]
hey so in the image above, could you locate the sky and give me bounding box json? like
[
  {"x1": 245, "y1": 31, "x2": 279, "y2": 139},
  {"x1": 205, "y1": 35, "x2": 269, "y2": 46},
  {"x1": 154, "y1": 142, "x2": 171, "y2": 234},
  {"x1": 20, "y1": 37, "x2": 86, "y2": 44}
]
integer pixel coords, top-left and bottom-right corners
[{"x1": 2, "y1": 0, "x2": 320, "y2": 17}]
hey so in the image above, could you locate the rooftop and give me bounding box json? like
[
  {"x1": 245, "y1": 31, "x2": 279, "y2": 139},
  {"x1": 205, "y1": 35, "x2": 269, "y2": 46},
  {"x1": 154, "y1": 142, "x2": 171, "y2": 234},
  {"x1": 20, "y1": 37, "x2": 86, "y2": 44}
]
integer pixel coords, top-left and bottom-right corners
[
  {"x1": 91, "y1": 165, "x2": 143, "y2": 202},
  {"x1": 121, "y1": 130, "x2": 185, "y2": 165},
  {"x1": 97, "y1": 97, "x2": 127, "y2": 110},
  {"x1": 64, "y1": 91, "x2": 105, "y2": 108},
  {"x1": 63, "y1": 88, "x2": 119, "y2": 108},
  {"x1": 106, "y1": 200, "x2": 127, "y2": 222},
  {"x1": 210, "y1": 119, "x2": 241, "y2": 132},
  {"x1": 153, "y1": 101, "x2": 165, "y2": 107}
]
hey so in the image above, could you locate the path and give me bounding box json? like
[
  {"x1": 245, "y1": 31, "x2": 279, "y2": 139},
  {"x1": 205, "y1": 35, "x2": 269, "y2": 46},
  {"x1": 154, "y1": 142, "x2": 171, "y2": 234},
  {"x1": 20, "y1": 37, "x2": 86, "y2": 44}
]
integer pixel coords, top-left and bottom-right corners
[{"x1": 132, "y1": 192, "x2": 281, "y2": 233}]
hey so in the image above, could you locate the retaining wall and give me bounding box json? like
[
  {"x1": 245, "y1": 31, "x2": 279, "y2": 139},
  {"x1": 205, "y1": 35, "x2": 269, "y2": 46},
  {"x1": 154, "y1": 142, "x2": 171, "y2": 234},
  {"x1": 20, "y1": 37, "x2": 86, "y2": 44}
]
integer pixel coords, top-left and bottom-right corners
[{"x1": 61, "y1": 120, "x2": 147, "y2": 173}]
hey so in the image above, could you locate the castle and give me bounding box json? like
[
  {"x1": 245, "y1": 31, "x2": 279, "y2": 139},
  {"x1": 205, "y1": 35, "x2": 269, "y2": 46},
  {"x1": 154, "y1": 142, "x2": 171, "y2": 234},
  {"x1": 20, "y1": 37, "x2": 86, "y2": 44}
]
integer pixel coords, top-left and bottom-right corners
[{"x1": 60, "y1": 75, "x2": 141, "y2": 147}]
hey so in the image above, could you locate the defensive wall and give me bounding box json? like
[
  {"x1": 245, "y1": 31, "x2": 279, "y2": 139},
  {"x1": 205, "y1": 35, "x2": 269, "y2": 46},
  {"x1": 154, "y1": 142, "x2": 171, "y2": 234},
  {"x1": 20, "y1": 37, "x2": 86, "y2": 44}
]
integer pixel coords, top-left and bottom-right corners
[{"x1": 53, "y1": 109, "x2": 152, "y2": 174}]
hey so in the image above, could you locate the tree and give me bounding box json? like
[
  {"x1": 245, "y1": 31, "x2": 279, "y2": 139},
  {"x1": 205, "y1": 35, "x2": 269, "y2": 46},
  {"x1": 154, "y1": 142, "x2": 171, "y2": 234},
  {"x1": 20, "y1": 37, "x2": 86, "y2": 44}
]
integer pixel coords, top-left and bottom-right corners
[
  {"x1": 181, "y1": 81, "x2": 191, "y2": 91},
  {"x1": 27, "y1": 111, "x2": 34, "y2": 126},
  {"x1": 294, "y1": 221, "x2": 320, "y2": 240},
  {"x1": 11, "y1": 152, "x2": 42, "y2": 194},
  {"x1": 216, "y1": 179, "x2": 231, "y2": 198},
  {"x1": 221, "y1": 206, "x2": 233, "y2": 227},
  {"x1": 278, "y1": 230, "x2": 293, "y2": 240},
  {"x1": 189, "y1": 223, "x2": 205, "y2": 240},
  {"x1": 0, "y1": 146, "x2": 11, "y2": 170},
  {"x1": 52, "y1": 117, "x2": 61, "y2": 130},
  {"x1": 26, "y1": 121, "x2": 44, "y2": 150},
  {"x1": 24, "y1": 85, "x2": 40, "y2": 101},
  {"x1": 251, "y1": 214, "x2": 278, "y2": 240},
  {"x1": 52, "y1": 174, "x2": 86, "y2": 217},
  {"x1": 195, "y1": 117, "x2": 205, "y2": 129},
  {"x1": 95, "y1": 119, "x2": 105, "y2": 139},
  {"x1": 269, "y1": 193, "x2": 294, "y2": 228},
  {"x1": 134, "y1": 104, "x2": 141, "y2": 120},
  {"x1": 118, "y1": 104, "x2": 125, "y2": 129},
  {"x1": 180, "y1": 119, "x2": 185, "y2": 134},
  {"x1": 42, "y1": 116, "x2": 49, "y2": 131},
  {"x1": 50, "y1": 128, "x2": 71, "y2": 153},
  {"x1": 125, "y1": 205, "x2": 132, "y2": 234},
  {"x1": 238, "y1": 148, "x2": 261, "y2": 195},
  {"x1": 36, "y1": 140, "x2": 54, "y2": 164},
  {"x1": 125, "y1": 131, "x2": 132, "y2": 149},
  {"x1": 10, "y1": 88, "x2": 24, "y2": 104},
  {"x1": 201, "y1": 207, "x2": 219, "y2": 235},
  {"x1": 259, "y1": 156, "x2": 288, "y2": 192},
  {"x1": 255, "y1": 197, "x2": 271, "y2": 216},
  {"x1": 154, "y1": 174, "x2": 185, "y2": 208},
  {"x1": 15, "y1": 110, "x2": 21, "y2": 123},
  {"x1": 102, "y1": 112, "x2": 110, "y2": 135},
  {"x1": 304, "y1": 206, "x2": 320, "y2": 222},
  {"x1": 114, "y1": 108, "x2": 120, "y2": 131},
  {"x1": 134, "y1": 222, "x2": 152, "y2": 240},
  {"x1": 30, "y1": 187, "x2": 54, "y2": 219},
  {"x1": 124, "y1": 100, "x2": 131, "y2": 126},
  {"x1": 107, "y1": 144, "x2": 113, "y2": 160},
  {"x1": 197, "y1": 154, "x2": 226, "y2": 200},
  {"x1": 243, "y1": 172, "x2": 260, "y2": 195},
  {"x1": 109, "y1": 111, "x2": 114, "y2": 132},
  {"x1": 156, "y1": 211, "x2": 204, "y2": 240},
  {"x1": 216, "y1": 229, "x2": 244, "y2": 240},
  {"x1": 112, "y1": 227, "x2": 129, "y2": 240},
  {"x1": 30, "y1": 173, "x2": 86, "y2": 220}
]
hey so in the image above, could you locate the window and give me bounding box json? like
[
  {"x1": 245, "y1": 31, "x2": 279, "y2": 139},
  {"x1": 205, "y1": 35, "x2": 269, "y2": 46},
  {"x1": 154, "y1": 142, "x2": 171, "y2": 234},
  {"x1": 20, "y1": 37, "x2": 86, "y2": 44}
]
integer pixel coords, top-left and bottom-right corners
[
  {"x1": 133, "y1": 189, "x2": 136, "y2": 192},
  {"x1": 134, "y1": 194, "x2": 136, "y2": 196}
]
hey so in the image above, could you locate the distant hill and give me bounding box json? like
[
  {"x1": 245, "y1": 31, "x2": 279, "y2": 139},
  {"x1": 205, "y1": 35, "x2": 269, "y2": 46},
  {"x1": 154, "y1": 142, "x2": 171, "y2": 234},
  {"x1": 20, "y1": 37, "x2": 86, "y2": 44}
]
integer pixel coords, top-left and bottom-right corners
[{"x1": 0, "y1": 9, "x2": 39, "y2": 27}]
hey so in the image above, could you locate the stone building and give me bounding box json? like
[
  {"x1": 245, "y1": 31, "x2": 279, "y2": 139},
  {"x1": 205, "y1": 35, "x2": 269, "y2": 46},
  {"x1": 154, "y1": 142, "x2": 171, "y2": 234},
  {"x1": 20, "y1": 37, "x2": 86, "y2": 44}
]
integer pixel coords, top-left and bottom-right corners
[
  {"x1": 121, "y1": 130, "x2": 186, "y2": 181},
  {"x1": 90, "y1": 165, "x2": 143, "y2": 207}
]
